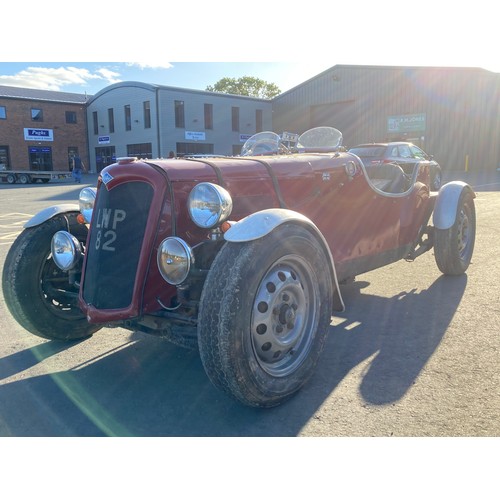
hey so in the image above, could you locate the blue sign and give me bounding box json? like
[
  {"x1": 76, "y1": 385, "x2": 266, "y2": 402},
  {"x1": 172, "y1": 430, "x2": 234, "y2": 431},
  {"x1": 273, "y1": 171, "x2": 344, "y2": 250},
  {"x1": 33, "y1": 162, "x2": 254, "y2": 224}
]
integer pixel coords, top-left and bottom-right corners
[{"x1": 24, "y1": 128, "x2": 54, "y2": 141}]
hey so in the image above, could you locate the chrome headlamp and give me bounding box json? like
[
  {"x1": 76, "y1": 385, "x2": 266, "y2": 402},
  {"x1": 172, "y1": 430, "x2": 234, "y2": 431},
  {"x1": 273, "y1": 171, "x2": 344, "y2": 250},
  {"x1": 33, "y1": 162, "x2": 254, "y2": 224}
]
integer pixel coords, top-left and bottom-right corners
[
  {"x1": 51, "y1": 231, "x2": 83, "y2": 271},
  {"x1": 79, "y1": 187, "x2": 97, "y2": 223},
  {"x1": 187, "y1": 182, "x2": 233, "y2": 229},
  {"x1": 157, "y1": 237, "x2": 194, "y2": 285}
]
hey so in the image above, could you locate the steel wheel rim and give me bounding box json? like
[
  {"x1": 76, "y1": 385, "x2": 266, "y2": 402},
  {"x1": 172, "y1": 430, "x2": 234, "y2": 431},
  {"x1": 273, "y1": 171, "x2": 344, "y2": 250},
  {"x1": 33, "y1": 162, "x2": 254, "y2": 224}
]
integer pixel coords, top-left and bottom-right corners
[
  {"x1": 457, "y1": 207, "x2": 470, "y2": 259},
  {"x1": 250, "y1": 256, "x2": 319, "y2": 377}
]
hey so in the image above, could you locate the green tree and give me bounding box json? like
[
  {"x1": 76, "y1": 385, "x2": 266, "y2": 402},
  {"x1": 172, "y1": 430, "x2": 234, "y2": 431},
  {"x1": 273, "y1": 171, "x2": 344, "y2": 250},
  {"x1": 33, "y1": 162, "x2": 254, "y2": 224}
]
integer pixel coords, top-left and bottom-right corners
[{"x1": 206, "y1": 76, "x2": 281, "y2": 99}]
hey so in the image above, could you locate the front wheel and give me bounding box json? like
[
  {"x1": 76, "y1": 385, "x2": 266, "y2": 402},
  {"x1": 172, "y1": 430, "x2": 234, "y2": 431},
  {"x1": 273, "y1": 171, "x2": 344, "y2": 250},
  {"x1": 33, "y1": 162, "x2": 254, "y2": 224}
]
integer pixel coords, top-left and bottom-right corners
[
  {"x1": 198, "y1": 224, "x2": 334, "y2": 407},
  {"x1": 2, "y1": 213, "x2": 101, "y2": 340},
  {"x1": 434, "y1": 190, "x2": 476, "y2": 275}
]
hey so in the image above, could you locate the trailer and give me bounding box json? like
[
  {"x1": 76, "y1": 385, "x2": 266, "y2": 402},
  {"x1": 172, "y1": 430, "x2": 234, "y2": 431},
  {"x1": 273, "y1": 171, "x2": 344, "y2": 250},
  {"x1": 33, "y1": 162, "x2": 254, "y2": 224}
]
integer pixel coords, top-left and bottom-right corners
[{"x1": 0, "y1": 170, "x2": 72, "y2": 184}]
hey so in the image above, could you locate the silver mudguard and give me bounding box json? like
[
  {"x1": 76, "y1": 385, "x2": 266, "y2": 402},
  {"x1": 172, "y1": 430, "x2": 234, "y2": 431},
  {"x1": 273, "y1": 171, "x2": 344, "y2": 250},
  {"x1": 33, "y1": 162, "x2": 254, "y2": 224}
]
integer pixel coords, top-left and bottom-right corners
[
  {"x1": 433, "y1": 181, "x2": 475, "y2": 230},
  {"x1": 224, "y1": 208, "x2": 345, "y2": 312},
  {"x1": 24, "y1": 204, "x2": 80, "y2": 228}
]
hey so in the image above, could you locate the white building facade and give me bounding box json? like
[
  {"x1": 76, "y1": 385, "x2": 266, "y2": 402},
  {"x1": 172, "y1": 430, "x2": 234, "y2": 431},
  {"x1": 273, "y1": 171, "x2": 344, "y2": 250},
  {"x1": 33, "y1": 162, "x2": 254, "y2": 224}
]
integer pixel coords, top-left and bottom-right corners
[{"x1": 86, "y1": 81, "x2": 272, "y2": 172}]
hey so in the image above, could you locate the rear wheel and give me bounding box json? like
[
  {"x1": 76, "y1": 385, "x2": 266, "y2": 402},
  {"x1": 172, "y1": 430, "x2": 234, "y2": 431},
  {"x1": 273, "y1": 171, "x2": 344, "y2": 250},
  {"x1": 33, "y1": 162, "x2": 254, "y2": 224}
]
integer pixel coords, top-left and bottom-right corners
[
  {"x1": 434, "y1": 190, "x2": 475, "y2": 275},
  {"x1": 18, "y1": 173, "x2": 31, "y2": 184},
  {"x1": 2, "y1": 213, "x2": 100, "y2": 340},
  {"x1": 198, "y1": 224, "x2": 333, "y2": 407},
  {"x1": 6, "y1": 173, "x2": 16, "y2": 184}
]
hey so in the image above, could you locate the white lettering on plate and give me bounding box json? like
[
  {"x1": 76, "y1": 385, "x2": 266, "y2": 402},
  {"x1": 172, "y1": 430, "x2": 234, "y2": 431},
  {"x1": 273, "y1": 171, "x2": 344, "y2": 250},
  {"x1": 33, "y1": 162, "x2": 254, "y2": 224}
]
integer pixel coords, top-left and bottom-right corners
[{"x1": 94, "y1": 208, "x2": 127, "y2": 251}]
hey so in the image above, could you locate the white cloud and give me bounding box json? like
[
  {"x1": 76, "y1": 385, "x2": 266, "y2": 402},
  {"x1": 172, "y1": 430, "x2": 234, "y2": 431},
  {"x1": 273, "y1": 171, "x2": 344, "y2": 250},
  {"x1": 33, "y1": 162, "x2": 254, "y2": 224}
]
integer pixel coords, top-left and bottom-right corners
[
  {"x1": 126, "y1": 62, "x2": 173, "y2": 70},
  {"x1": 0, "y1": 65, "x2": 121, "y2": 91}
]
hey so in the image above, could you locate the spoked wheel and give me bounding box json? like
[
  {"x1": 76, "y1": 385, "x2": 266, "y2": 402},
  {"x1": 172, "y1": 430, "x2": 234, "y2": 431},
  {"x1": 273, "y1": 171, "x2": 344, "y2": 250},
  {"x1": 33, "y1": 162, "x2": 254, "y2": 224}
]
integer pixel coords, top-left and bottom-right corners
[
  {"x1": 434, "y1": 190, "x2": 476, "y2": 275},
  {"x1": 198, "y1": 223, "x2": 334, "y2": 407},
  {"x1": 2, "y1": 213, "x2": 101, "y2": 340}
]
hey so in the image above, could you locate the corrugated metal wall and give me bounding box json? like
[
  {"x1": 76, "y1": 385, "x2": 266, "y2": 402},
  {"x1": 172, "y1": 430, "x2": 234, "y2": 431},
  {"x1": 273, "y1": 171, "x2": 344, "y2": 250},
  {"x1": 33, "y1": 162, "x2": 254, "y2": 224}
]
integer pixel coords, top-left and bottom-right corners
[{"x1": 273, "y1": 65, "x2": 500, "y2": 172}]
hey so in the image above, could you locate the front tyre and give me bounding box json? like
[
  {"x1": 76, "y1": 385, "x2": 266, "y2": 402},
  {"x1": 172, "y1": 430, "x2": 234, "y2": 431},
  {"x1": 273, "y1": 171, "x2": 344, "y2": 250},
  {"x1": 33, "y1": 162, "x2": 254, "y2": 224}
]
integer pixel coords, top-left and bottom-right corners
[
  {"x1": 2, "y1": 213, "x2": 101, "y2": 340},
  {"x1": 434, "y1": 190, "x2": 476, "y2": 275},
  {"x1": 198, "y1": 224, "x2": 334, "y2": 407}
]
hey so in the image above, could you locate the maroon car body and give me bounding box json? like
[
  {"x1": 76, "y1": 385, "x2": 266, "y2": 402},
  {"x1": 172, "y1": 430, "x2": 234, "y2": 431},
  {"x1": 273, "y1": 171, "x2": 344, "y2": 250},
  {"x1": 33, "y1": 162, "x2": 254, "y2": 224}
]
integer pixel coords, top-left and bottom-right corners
[{"x1": 2, "y1": 127, "x2": 476, "y2": 407}]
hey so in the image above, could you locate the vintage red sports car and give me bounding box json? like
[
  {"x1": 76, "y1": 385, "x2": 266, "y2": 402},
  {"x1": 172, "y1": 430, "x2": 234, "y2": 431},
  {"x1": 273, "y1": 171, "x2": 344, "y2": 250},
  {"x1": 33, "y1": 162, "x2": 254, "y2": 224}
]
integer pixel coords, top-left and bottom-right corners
[{"x1": 2, "y1": 127, "x2": 476, "y2": 407}]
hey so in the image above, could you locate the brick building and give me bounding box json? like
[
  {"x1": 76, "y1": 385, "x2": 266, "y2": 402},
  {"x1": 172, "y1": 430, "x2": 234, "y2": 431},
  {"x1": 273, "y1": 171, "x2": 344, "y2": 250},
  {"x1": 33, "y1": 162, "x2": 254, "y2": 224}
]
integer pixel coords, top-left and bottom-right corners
[{"x1": 0, "y1": 86, "x2": 89, "y2": 172}]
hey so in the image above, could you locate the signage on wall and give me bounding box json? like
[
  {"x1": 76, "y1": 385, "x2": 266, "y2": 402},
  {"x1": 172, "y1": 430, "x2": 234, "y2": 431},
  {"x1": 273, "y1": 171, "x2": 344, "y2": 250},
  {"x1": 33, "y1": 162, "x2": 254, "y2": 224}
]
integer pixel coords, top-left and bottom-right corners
[
  {"x1": 98, "y1": 136, "x2": 111, "y2": 144},
  {"x1": 29, "y1": 147, "x2": 51, "y2": 153},
  {"x1": 387, "y1": 113, "x2": 426, "y2": 133},
  {"x1": 240, "y1": 134, "x2": 252, "y2": 142},
  {"x1": 24, "y1": 128, "x2": 53, "y2": 141},
  {"x1": 185, "y1": 131, "x2": 206, "y2": 141}
]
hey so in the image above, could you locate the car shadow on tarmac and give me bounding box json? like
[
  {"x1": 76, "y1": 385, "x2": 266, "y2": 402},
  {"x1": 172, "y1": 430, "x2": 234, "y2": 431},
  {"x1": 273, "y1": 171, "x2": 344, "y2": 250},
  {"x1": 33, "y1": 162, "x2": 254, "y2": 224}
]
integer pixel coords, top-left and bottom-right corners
[{"x1": 0, "y1": 274, "x2": 467, "y2": 437}]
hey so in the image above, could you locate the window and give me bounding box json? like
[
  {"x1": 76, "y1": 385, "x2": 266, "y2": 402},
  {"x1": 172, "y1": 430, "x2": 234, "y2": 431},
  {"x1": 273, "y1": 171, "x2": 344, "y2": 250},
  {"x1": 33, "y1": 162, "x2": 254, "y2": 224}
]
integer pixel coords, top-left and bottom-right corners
[
  {"x1": 0, "y1": 106, "x2": 6, "y2": 119},
  {"x1": 93, "y1": 111, "x2": 99, "y2": 135},
  {"x1": 108, "y1": 108, "x2": 115, "y2": 133},
  {"x1": 232, "y1": 107, "x2": 239, "y2": 132},
  {"x1": 65, "y1": 111, "x2": 77, "y2": 124},
  {"x1": 410, "y1": 145, "x2": 427, "y2": 159},
  {"x1": 256, "y1": 109, "x2": 263, "y2": 133},
  {"x1": 127, "y1": 143, "x2": 152, "y2": 159},
  {"x1": 204, "y1": 103, "x2": 213, "y2": 130},
  {"x1": 31, "y1": 108, "x2": 43, "y2": 122},
  {"x1": 143, "y1": 101, "x2": 151, "y2": 129},
  {"x1": 175, "y1": 100, "x2": 185, "y2": 128},
  {"x1": 124, "y1": 105, "x2": 131, "y2": 131},
  {"x1": 176, "y1": 142, "x2": 214, "y2": 156},
  {"x1": 398, "y1": 145, "x2": 412, "y2": 158},
  {"x1": 0, "y1": 146, "x2": 10, "y2": 169}
]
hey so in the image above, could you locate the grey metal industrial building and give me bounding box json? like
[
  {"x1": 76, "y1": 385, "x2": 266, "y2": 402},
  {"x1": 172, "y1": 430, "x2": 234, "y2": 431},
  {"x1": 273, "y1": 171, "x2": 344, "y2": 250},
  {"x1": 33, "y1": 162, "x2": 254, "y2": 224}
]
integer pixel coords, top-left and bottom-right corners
[
  {"x1": 1, "y1": 64, "x2": 499, "y2": 175},
  {"x1": 273, "y1": 65, "x2": 500, "y2": 172}
]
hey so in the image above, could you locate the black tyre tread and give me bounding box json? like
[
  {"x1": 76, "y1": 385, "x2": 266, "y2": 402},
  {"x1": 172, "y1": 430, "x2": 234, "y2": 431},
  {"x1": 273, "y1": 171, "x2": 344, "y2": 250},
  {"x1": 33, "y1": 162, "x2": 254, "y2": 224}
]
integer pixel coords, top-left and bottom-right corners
[
  {"x1": 198, "y1": 224, "x2": 333, "y2": 407},
  {"x1": 434, "y1": 191, "x2": 476, "y2": 275},
  {"x1": 198, "y1": 242, "x2": 254, "y2": 395},
  {"x1": 2, "y1": 214, "x2": 99, "y2": 341}
]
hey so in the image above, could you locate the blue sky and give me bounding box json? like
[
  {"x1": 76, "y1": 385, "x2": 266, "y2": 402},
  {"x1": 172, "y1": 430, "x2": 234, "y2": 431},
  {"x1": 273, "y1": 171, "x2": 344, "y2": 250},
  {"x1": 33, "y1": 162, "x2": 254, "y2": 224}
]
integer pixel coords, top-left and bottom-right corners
[
  {"x1": 0, "y1": 62, "x2": 335, "y2": 96},
  {"x1": 2, "y1": 0, "x2": 498, "y2": 96}
]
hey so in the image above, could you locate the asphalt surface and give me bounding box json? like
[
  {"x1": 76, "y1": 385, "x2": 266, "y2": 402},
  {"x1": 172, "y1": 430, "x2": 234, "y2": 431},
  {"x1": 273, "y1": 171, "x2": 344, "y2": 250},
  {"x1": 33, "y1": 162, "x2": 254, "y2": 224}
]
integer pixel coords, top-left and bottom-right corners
[{"x1": 0, "y1": 171, "x2": 499, "y2": 438}]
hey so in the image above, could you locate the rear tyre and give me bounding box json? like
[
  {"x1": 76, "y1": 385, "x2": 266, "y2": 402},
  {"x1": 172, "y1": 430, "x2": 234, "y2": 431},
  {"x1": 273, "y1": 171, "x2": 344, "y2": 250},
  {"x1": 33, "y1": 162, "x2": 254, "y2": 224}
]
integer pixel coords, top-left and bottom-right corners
[
  {"x1": 434, "y1": 190, "x2": 475, "y2": 275},
  {"x1": 198, "y1": 224, "x2": 333, "y2": 407},
  {"x1": 6, "y1": 174, "x2": 16, "y2": 184},
  {"x1": 2, "y1": 213, "x2": 100, "y2": 340},
  {"x1": 18, "y1": 173, "x2": 30, "y2": 184}
]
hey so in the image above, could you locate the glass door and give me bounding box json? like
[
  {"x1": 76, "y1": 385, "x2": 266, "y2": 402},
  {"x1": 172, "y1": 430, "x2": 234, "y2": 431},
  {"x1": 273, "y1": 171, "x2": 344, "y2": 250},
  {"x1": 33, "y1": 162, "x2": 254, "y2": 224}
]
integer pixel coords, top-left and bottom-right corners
[{"x1": 95, "y1": 146, "x2": 116, "y2": 173}]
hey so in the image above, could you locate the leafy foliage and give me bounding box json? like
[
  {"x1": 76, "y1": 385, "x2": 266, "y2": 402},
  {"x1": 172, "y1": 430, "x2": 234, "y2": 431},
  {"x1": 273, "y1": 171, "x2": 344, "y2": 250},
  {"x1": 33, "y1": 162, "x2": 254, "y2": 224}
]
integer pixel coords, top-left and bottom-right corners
[{"x1": 206, "y1": 76, "x2": 281, "y2": 99}]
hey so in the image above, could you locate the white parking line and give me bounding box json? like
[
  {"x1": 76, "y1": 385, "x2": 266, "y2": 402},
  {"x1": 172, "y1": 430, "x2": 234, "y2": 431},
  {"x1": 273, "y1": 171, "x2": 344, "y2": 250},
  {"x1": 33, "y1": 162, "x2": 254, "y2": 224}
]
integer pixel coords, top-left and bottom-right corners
[
  {"x1": 0, "y1": 213, "x2": 33, "y2": 245},
  {"x1": 0, "y1": 213, "x2": 33, "y2": 218}
]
